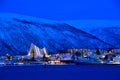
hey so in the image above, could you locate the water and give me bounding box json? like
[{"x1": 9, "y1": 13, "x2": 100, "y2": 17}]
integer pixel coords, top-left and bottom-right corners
[{"x1": 0, "y1": 65, "x2": 120, "y2": 80}]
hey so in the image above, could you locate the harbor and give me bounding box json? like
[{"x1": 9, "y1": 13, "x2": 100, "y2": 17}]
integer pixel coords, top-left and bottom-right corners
[{"x1": 0, "y1": 43, "x2": 120, "y2": 66}]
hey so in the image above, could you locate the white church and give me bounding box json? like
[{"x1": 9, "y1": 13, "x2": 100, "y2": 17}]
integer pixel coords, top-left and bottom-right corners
[{"x1": 27, "y1": 43, "x2": 49, "y2": 60}]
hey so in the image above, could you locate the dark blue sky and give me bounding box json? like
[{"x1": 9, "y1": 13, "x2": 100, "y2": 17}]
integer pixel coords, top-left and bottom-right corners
[{"x1": 0, "y1": 0, "x2": 120, "y2": 20}]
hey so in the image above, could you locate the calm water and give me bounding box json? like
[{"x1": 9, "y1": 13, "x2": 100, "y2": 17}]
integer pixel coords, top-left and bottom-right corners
[{"x1": 0, "y1": 65, "x2": 120, "y2": 80}]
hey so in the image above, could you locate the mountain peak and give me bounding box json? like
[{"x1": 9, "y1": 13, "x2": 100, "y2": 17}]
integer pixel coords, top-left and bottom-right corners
[
  {"x1": 0, "y1": 13, "x2": 119, "y2": 55},
  {"x1": 0, "y1": 13, "x2": 60, "y2": 24}
]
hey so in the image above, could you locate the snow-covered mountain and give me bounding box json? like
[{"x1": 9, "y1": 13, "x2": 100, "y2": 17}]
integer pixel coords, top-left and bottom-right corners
[
  {"x1": 65, "y1": 20, "x2": 120, "y2": 30},
  {"x1": 66, "y1": 20, "x2": 120, "y2": 48},
  {"x1": 0, "y1": 14, "x2": 115, "y2": 55}
]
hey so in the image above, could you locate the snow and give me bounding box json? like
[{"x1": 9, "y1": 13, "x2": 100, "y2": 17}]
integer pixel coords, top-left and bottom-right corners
[
  {"x1": 0, "y1": 13, "x2": 114, "y2": 55},
  {"x1": 65, "y1": 20, "x2": 120, "y2": 30},
  {"x1": 0, "y1": 13, "x2": 120, "y2": 55},
  {"x1": 65, "y1": 20, "x2": 120, "y2": 49},
  {"x1": 0, "y1": 13, "x2": 60, "y2": 24}
]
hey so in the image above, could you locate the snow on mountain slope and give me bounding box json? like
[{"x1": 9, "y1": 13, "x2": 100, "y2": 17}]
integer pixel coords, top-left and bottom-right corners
[
  {"x1": 65, "y1": 20, "x2": 120, "y2": 30},
  {"x1": 0, "y1": 14, "x2": 113, "y2": 55},
  {"x1": 88, "y1": 27, "x2": 120, "y2": 48},
  {"x1": 66, "y1": 20, "x2": 120, "y2": 48}
]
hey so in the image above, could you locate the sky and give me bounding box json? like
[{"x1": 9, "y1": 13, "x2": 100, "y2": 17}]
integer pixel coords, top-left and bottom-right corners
[{"x1": 0, "y1": 0, "x2": 120, "y2": 20}]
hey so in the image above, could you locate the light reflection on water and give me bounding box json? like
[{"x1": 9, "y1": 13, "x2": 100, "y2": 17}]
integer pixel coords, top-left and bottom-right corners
[{"x1": 0, "y1": 65, "x2": 120, "y2": 80}]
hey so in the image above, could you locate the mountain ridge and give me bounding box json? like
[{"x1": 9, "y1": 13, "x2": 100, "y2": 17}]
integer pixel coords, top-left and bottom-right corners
[{"x1": 0, "y1": 13, "x2": 118, "y2": 55}]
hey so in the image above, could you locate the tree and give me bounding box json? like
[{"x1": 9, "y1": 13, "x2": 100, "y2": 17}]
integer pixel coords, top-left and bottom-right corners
[
  {"x1": 75, "y1": 51, "x2": 81, "y2": 60},
  {"x1": 95, "y1": 49, "x2": 100, "y2": 55},
  {"x1": 43, "y1": 54, "x2": 47, "y2": 62}
]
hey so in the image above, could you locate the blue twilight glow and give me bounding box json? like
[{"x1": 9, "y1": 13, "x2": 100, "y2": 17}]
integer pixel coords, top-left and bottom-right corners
[
  {"x1": 0, "y1": 1, "x2": 120, "y2": 80},
  {"x1": 0, "y1": 0, "x2": 120, "y2": 20}
]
